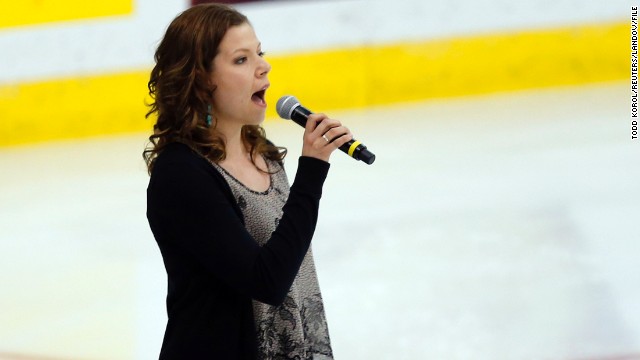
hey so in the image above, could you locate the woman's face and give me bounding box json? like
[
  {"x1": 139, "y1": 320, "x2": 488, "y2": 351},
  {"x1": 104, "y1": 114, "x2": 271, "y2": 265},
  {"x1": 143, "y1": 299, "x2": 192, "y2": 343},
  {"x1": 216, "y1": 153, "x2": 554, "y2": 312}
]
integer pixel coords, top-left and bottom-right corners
[{"x1": 209, "y1": 22, "x2": 271, "y2": 128}]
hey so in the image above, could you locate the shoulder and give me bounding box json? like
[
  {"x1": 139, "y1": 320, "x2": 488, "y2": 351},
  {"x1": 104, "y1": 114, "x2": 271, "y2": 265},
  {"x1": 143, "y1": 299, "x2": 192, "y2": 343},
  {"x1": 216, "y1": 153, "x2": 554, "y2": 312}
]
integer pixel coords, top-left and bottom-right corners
[
  {"x1": 152, "y1": 142, "x2": 220, "y2": 176},
  {"x1": 154, "y1": 142, "x2": 202, "y2": 169},
  {"x1": 147, "y1": 142, "x2": 245, "y2": 226},
  {"x1": 149, "y1": 142, "x2": 225, "y2": 191},
  {"x1": 147, "y1": 142, "x2": 241, "y2": 213}
]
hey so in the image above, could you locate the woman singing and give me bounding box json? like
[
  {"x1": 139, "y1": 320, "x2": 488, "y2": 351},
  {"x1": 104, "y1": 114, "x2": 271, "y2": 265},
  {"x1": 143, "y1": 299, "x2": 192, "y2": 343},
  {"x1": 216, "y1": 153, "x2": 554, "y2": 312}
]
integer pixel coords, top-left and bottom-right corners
[{"x1": 144, "y1": 3, "x2": 351, "y2": 359}]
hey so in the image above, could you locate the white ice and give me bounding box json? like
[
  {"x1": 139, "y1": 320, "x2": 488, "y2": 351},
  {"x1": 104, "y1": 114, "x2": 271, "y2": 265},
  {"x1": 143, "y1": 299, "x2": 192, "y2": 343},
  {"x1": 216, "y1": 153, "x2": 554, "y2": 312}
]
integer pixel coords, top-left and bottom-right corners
[{"x1": 0, "y1": 82, "x2": 638, "y2": 359}]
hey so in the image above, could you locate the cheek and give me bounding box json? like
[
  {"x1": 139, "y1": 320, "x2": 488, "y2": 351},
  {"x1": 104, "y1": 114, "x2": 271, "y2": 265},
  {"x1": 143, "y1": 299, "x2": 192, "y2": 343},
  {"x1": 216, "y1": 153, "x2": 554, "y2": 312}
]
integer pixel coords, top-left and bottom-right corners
[
  {"x1": 211, "y1": 82, "x2": 248, "y2": 116},
  {"x1": 213, "y1": 85, "x2": 244, "y2": 107},
  {"x1": 215, "y1": 72, "x2": 247, "y2": 97},
  {"x1": 210, "y1": 67, "x2": 253, "y2": 111}
]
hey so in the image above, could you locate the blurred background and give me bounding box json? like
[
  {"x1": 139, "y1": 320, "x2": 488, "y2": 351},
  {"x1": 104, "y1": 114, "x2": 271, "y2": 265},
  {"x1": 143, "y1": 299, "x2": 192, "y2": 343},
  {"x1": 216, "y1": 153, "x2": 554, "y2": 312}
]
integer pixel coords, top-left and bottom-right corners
[{"x1": 0, "y1": 0, "x2": 637, "y2": 359}]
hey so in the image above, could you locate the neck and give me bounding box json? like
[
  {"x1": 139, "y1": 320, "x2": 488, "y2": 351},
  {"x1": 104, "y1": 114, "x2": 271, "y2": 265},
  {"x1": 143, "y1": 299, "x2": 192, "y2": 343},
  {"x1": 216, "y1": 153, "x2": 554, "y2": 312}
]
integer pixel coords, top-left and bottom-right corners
[{"x1": 215, "y1": 121, "x2": 249, "y2": 161}]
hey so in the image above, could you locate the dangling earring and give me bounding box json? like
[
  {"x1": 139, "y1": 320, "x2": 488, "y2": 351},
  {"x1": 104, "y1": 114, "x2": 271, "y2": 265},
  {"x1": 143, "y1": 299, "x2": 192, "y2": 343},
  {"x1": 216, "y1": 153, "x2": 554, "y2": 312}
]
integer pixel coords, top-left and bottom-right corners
[{"x1": 206, "y1": 104, "x2": 212, "y2": 127}]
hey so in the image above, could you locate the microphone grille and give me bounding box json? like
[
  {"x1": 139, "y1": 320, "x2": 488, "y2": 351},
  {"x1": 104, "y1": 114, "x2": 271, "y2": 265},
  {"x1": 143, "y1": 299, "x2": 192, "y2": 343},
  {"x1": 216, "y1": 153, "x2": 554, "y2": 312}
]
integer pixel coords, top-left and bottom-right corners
[{"x1": 276, "y1": 95, "x2": 300, "y2": 120}]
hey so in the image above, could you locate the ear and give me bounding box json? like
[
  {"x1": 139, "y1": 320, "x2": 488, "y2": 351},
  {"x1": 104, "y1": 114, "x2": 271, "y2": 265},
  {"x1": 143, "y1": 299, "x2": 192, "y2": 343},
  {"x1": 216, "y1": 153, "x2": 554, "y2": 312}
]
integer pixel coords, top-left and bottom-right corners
[
  {"x1": 208, "y1": 85, "x2": 216, "y2": 101},
  {"x1": 206, "y1": 76, "x2": 216, "y2": 92},
  {"x1": 204, "y1": 72, "x2": 216, "y2": 99},
  {"x1": 205, "y1": 67, "x2": 216, "y2": 93}
]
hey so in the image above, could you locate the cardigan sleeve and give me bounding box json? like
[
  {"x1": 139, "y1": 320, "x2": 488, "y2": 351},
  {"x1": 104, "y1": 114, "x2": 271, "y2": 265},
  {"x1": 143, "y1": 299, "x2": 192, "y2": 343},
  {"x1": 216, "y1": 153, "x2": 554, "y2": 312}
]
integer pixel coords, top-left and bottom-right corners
[{"x1": 147, "y1": 151, "x2": 329, "y2": 306}]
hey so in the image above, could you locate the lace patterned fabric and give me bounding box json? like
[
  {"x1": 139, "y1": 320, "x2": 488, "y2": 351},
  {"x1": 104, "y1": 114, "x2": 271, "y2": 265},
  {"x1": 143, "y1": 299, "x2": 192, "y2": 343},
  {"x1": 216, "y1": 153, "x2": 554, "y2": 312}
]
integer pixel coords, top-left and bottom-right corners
[{"x1": 211, "y1": 159, "x2": 333, "y2": 360}]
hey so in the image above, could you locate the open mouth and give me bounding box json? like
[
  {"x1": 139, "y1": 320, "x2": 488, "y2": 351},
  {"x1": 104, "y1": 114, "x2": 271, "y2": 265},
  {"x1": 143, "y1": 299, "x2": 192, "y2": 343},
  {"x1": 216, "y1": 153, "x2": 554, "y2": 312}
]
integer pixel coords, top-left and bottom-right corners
[{"x1": 251, "y1": 89, "x2": 267, "y2": 107}]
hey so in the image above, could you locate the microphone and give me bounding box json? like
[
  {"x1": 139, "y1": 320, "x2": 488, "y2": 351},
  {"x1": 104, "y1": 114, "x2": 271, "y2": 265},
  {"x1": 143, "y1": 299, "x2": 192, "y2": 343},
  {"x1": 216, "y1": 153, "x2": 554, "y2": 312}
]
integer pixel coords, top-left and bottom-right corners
[{"x1": 276, "y1": 95, "x2": 376, "y2": 165}]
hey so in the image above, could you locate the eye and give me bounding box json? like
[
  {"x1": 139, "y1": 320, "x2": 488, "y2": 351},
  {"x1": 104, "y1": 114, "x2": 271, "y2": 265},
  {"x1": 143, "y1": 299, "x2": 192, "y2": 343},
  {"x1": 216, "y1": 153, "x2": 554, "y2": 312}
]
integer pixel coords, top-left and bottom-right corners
[
  {"x1": 234, "y1": 56, "x2": 247, "y2": 65},
  {"x1": 258, "y1": 51, "x2": 266, "y2": 57}
]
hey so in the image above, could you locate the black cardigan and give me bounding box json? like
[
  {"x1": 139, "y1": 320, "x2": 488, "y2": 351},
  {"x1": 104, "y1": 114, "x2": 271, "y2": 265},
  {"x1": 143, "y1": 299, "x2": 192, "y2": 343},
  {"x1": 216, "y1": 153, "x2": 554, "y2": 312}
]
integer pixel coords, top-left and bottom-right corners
[{"x1": 146, "y1": 142, "x2": 330, "y2": 359}]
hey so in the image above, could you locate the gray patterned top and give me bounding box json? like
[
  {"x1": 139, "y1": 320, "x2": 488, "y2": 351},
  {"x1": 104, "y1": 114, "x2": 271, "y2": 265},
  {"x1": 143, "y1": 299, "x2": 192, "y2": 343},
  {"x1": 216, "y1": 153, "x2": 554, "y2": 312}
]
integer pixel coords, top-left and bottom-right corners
[{"x1": 211, "y1": 158, "x2": 333, "y2": 360}]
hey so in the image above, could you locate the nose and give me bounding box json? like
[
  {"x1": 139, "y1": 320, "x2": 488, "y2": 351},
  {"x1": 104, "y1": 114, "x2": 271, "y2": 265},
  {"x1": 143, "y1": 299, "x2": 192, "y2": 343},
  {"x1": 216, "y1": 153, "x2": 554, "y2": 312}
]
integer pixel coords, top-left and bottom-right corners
[{"x1": 257, "y1": 57, "x2": 271, "y2": 77}]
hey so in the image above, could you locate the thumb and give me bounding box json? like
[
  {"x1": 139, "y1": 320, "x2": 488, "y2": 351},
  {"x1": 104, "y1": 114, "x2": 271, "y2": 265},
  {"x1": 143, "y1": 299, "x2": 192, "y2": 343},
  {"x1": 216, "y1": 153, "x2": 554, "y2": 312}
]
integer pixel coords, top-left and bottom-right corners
[{"x1": 305, "y1": 113, "x2": 327, "y2": 133}]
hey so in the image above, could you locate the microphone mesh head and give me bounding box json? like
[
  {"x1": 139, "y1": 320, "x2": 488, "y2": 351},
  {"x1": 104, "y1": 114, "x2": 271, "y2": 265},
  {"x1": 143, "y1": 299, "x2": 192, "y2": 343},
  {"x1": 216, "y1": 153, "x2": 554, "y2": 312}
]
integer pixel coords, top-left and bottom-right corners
[{"x1": 276, "y1": 95, "x2": 300, "y2": 120}]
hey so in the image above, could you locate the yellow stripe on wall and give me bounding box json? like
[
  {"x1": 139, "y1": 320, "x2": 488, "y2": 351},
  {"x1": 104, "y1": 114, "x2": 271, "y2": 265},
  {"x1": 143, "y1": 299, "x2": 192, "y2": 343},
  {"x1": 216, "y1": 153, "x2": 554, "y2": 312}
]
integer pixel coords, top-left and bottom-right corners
[
  {"x1": 0, "y1": 20, "x2": 626, "y2": 147},
  {"x1": 0, "y1": 0, "x2": 133, "y2": 29},
  {"x1": 0, "y1": 71, "x2": 152, "y2": 146},
  {"x1": 265, "y1": 20, "x2": 626, "y2": 112}
]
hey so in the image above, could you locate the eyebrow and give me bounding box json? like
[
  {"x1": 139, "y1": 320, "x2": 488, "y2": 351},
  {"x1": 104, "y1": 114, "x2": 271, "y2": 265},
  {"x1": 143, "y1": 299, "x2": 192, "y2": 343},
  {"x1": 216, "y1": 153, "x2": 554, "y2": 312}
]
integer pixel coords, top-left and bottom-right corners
[{"x1": 231, "y1": 43, "x2": 262, "y2": 54}]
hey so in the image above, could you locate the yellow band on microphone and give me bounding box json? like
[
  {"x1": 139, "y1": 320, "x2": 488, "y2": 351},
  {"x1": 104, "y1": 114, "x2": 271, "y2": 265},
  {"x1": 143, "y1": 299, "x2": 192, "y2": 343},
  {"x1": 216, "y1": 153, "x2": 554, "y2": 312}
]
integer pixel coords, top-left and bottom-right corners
[{"x1": 347, "y1": 140, "x2": 362, "y2": 157}]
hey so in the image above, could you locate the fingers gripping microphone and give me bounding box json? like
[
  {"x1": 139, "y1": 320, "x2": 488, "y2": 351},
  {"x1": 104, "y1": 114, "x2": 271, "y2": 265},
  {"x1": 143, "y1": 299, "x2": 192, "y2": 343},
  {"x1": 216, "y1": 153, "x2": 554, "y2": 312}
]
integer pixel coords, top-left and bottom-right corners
[{"x1": 276, "y1": 95, "x2": 376, "y2": 165}]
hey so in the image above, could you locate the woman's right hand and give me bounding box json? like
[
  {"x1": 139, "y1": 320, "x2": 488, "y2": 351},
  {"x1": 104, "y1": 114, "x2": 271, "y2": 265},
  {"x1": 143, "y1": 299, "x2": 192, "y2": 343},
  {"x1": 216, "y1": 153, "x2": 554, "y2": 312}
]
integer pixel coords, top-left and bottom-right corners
[{"x1": 301, "y1": 113, "x2": 353, "y2": 163}]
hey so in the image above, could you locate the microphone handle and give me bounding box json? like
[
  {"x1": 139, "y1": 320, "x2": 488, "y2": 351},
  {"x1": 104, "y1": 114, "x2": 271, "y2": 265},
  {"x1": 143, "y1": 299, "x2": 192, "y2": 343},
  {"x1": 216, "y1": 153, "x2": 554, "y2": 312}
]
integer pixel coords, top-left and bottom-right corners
[{"x1": 290, "y1": 106, "x2": 376, "y2": 165}]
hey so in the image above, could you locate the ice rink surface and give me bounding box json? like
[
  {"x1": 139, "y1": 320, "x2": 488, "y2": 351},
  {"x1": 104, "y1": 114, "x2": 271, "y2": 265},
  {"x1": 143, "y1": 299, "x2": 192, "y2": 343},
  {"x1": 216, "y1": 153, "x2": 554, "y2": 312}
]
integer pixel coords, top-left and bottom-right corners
[{"x1": 0, "y1": 82, "x2": 638, "y2": 359}]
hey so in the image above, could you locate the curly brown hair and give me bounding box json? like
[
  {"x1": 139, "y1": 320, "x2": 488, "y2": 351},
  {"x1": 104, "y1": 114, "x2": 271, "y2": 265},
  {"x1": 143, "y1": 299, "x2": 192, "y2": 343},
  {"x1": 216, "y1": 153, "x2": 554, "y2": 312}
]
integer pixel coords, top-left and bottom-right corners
[{"x1": 143, "y1": 4, "x2": 286, "y2": 175}]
